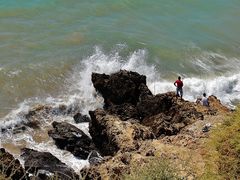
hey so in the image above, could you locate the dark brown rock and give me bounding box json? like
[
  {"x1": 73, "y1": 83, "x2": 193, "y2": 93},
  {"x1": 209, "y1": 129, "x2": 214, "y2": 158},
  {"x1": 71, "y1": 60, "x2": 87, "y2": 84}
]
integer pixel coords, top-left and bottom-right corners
[
  {"x1": 208, "y1": 95, "x2": 231, "y2": 113},
  {"x1": 48, "y1": 121, "x2": 95, "y2": 159}
]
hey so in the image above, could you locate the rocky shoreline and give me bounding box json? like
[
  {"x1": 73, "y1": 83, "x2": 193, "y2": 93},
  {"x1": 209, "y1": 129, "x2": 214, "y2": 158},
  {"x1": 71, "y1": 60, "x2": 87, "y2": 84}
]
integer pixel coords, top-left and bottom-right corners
[{"x1": 0, "y1": 70, "x2": 232, "y2": 179}]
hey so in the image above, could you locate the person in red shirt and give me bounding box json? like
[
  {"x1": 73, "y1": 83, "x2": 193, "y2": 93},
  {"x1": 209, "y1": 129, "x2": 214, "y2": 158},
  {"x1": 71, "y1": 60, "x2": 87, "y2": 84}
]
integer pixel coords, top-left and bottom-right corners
[{"x1": 174, "y1": 76, "x2": 183, "y2": 99}]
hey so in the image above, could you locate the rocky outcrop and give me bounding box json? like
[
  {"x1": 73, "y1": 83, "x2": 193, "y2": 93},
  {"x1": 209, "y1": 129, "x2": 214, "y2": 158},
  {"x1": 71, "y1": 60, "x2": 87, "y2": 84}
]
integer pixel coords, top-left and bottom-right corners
[
  {"x1": 92, "y1": 70, "x2": 152, "y2": 107},
  {"x1": 91, "y1": 70, "x2": 204, "y2": 138},
  {"x1": 48, "y1": 121, "x2": 95, "y2": 159},
  {"x1": 21, "y1": 148, "x2": 78, "y2": 179},
  {"x1": 89, "y1": 109, "x2": 154, "y2": 156},
  {"x1": 86, "y1": 70, "x2": 232, "y2": 179},
  {"x1": 0, "y1": 148, "x2": 26, "y2": 180},
  {"x1": 2, "y1": 104, "x2": 81, "y2": 134},
  {"x1": 2, "y1": 70, "x2": 232, "y2": 180}
]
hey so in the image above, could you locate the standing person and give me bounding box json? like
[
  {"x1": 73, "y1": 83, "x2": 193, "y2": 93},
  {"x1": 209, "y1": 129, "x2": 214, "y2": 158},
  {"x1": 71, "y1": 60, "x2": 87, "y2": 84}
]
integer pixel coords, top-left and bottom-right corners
[
  {"x1": 201, "y1": 93, "x2": 209, "y2": 106},
  {"x1": 174, "y1": 76, "x2": 183, "y2": 99}
]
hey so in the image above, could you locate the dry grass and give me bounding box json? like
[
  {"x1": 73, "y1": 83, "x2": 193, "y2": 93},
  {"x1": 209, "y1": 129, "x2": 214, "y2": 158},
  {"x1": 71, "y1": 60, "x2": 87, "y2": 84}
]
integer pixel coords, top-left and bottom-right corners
[{"x1": 202, "y1": 107, "x2": 240, "y2": 179}]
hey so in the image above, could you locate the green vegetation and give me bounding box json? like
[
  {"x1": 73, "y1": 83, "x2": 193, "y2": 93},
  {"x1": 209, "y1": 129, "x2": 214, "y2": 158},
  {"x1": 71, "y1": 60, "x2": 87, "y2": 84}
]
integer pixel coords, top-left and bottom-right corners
[
  {"x1": 123, "y1": 158, "x2": 180, "y2": 180},
  {"x1": 202, "y1": 108, "x2": 240, "y2": 179}
]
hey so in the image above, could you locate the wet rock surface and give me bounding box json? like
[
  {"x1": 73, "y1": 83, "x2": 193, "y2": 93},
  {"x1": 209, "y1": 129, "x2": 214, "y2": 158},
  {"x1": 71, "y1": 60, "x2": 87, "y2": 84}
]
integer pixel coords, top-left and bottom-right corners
[{"x1": 48, "y1": 121, "x2": 95, "y2": 159}]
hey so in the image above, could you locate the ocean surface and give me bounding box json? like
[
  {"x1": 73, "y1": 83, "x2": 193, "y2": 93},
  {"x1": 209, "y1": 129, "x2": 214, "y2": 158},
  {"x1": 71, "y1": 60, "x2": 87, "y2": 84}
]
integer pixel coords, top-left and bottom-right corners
[{"x1": 1, "y1": 0, "x2": 240, "y2": 172}]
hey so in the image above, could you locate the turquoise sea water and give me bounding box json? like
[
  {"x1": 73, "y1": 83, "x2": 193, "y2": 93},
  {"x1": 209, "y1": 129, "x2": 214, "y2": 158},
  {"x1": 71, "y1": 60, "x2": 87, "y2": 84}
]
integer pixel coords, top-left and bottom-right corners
[{"x1": 1, "y1": 0, "x2": 240, "y2": 117}]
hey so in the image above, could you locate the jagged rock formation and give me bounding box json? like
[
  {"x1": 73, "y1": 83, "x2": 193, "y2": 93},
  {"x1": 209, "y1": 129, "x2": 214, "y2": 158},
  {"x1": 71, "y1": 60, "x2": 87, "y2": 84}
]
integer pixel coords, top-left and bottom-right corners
[
  {"x1": 83, "y1": 70, "x2": 232, "y2": 179},
  {"x1": 91, "y1": 71, "x2": 204, "y2": 139}
]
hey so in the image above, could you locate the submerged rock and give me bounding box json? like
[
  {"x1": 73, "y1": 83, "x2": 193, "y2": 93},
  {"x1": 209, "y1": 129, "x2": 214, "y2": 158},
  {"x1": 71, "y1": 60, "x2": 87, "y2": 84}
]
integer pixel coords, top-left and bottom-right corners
[
  {"x1": 48, "y1": 121, "x2": 95, "y2": 159},
  {"x1": 21, "y1": 148, "x2": 78, "y2": 179}
]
